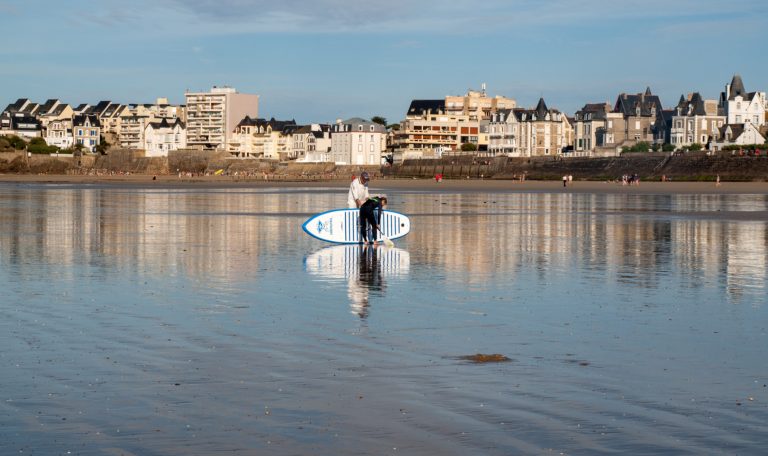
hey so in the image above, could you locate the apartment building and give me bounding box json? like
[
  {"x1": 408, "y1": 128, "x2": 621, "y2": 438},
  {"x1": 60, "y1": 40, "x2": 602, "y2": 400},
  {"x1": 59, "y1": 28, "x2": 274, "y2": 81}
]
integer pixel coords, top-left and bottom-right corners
[
  {"x1": 396, "y1": 99, "x2": 478, "y2": 158},
  {"x1": 293, "y1": 124, "x2": 332, "y2": 162},
  {"x1": 719, "y1": 74, "x2": 766, "y2": 127},
  {"x1": 670, "y1": 93, "x2": 724, "y2": 149},
  {"x1": 117, "y1": 99, "x2": 185, "y2": 149},
  {"x1": 185, "y1": 86, "x2": 259, "y2": 150},
  {"x1": 143, "y1": 118, "x2": 186, "y2": 157},
  {"x1": 445, "y1": 85, "x2": 516, "y2": 120},
  {"x1": 331, "y1": 118, "x2": 387, "y2": 165}
]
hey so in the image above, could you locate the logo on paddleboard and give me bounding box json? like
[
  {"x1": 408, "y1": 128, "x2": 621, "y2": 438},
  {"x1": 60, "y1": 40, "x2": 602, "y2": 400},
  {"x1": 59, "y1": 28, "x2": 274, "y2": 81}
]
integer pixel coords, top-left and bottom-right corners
[{"x1": 317, "y1": 218, "x2": 333, "y2": 235}]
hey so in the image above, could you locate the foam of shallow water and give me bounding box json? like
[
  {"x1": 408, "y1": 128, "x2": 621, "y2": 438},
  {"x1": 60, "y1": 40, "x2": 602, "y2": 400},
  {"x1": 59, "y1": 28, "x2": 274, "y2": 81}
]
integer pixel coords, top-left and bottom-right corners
[{"x1": 0, "y1": 184, "x2": 766, "y2": 455}]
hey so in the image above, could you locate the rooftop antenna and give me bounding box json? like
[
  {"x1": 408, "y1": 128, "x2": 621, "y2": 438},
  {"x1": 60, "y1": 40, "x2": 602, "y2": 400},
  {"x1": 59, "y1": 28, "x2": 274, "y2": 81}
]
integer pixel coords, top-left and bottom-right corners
[{"x1": 481, "y1": 82, "x2": 487, "y2": 96}]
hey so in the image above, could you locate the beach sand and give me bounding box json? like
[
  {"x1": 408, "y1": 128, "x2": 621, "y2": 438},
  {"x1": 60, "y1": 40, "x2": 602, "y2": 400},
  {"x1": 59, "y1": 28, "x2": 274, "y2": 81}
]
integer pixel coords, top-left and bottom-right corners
[{"x1": 1, "y1": 173, "x2": 767, "y2": 194}]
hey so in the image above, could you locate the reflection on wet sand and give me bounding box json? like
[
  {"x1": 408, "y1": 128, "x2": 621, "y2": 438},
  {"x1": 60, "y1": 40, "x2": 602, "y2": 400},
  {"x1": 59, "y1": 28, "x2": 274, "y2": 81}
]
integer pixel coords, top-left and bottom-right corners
[
  {"x1": 0, "y1": 188, "x2": 765, "y2": 302},
  {"x1": 305, "y1": 244, "x2": 410, "y2": 318}
]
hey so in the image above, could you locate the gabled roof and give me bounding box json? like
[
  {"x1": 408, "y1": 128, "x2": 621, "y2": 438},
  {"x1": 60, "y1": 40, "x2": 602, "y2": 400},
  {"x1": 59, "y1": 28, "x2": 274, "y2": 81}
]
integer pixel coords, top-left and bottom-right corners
[
  {"x1": 86, "y1": 101, "x2": 111, "y2": 116},
  {"x1": 21, "y1": 102, "x2": 40, "y2": 115},
  {"x1": 574, "y1": 102, "x2": 611, "y2": 121},
  {"x1": 73, "y1": 114, "x2": 101, "y2": 127},
  {"x1": 74, "y1": 103, "x2": 89, "y2": 112},
  {"x1": 38, "y1": 99, "x2": 59, "y2": 115},
  {"x1": 407, "y1": 99, "x2": 445, "y2": 116},
  {"x1": 51, "y1": 104, "x2": 70, "y2": 116},
  {"x1": 147, "y1": 118, "x2": 185, "y2": 130},
  {"x1": 613, "y1": 88, "x2": 663, "y2": 117},
  {"x1": 675, "y1": 92, "x2": 708, "y2": 116},
  {"x1": 3, "y1": 98, "x2": 30, "y2": 113}
]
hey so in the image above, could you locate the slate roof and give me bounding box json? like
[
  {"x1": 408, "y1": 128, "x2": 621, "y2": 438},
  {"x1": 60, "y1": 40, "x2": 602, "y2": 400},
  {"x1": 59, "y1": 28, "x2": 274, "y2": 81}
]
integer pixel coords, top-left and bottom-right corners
[
  {"x1": 613, "y1": 88, "x2": 663, "y2": 117},
  {"x1": 73, "y1": 114, "x2": 101, "y2": 127},
  {"x1": 38, "y1": 99, "x2": 58, "y2": 115},
  {"x1": 147, "y1": 118, "x2": 185, "y2": 130},
  {"x1": 86, "y1": 101, "x2": 111, "y2": 116},
  {"x1": 51, "y1": 104, "x2": 70, "y2": 116},
  {"x1": 74, "y1": 103, "x2": 89, "y2": 113},
  {"x1": 21, "y1": 103, "x2": 39, "y2": 115},
  {"x1": 574, "y1": 103, "x2": 611, "y2": 121},
  {"x1": 675, "y1": 92, "x2": 708, "y2": 116},
  {"x1": 729, "y1": 74, "x2": 746, "y2": 100},
  {"x1": 3, "y1": 98, "x2": 29, "y2": 113},
  {"x1": 407, "y1": 99, "x2": 446, "y2": 116},
  {"x1": 509, "y1": 98, "x2": 561, "y2": 122}
]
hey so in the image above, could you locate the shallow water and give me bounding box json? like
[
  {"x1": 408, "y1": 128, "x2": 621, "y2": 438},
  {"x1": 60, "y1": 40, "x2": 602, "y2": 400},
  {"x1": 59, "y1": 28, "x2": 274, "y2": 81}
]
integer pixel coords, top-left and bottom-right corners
[{"x1": 0, "y1": 183, "x2": 766, "y2": 455}]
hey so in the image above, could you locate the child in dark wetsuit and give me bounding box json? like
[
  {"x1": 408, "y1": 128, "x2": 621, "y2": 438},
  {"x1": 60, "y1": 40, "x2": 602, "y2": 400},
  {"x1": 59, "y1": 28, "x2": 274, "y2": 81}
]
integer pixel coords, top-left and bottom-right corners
[{"x1": 359, "y1": 196, "x2": 388, "y2": 245}]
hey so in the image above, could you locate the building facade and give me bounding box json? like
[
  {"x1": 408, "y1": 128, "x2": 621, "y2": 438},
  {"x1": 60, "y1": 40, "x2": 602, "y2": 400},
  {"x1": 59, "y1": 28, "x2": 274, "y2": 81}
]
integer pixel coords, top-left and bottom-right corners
[
  {"x1": 331, "y1": 118, "x2": 387, "y2": 165},
  {"x1": 73, "y1": 115, "x2": 100, "y2": 152},
  {"x1": 143, "y1": 118, "x2": 186, "y2": 157},
  {"x1": 670, "y1": 93, "x2": 724, "y2": 149},
  {"x1": 45, "y1": 117, "x2": 74, "y2": 149},
  {"x1": 719, "y1": 74, "x2": 766, "y2": 127},
  {"x1": 445, "y1": 85, "x2": 516, "y2": 120},
  {"x1": 227, "y1": 117, "x2": 297, "y2": 159},
  {"x1": 293, "y1": 124, "x2": 332, "y2": 162},
  {"x1": 487, "y1": 98, "x2": 568, "y2": 157},
  {"x1": 185, "y1": 86, "x2": 259, "y2": 150}
]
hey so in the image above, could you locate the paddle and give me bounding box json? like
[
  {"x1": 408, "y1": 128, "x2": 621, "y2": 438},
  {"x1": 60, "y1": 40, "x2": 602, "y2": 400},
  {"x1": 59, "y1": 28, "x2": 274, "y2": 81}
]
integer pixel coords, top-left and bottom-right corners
[{"x1": 377, "y1": 227, "x2": 395, "y2": 248}]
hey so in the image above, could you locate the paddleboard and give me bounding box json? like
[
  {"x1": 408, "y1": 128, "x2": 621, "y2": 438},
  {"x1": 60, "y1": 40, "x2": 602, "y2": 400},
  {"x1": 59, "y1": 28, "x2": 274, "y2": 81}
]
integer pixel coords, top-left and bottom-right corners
[{"x1": 302, "y1": 208, "x2": 411, "y2": 244}]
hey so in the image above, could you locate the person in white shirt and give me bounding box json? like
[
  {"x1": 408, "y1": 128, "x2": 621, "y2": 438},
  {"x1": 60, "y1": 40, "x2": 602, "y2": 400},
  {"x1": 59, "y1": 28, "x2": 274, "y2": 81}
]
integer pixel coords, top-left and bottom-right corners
[{"x1": 347, "y1": 171, "x2": 370, "y2": 208}]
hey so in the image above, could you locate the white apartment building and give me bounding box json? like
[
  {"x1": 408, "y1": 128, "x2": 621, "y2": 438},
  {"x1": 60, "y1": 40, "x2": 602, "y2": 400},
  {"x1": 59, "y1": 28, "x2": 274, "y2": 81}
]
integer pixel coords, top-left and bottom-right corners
[
  {"x1": 331, "y1": 118, "x2": 387, "y2": 165},
  {"x1": 185, "y1": 86, "x2": 259, "y2": 150},
  {"x1": 143, "y1": 118, "x2": 186, "y2": 157},
  {"x1": 719, "y1": 74, "x2": 766, "y2": 127}
]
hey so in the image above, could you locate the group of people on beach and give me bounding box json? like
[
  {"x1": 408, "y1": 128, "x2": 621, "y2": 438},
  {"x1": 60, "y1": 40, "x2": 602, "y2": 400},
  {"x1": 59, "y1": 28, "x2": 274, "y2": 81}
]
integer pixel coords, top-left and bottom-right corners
[
  {"x1": 621, "y1": 174, "x2": 640, "y2": 186},
  {"x1": 347, "y1": 171, "x2": 387, "y2": 246}
]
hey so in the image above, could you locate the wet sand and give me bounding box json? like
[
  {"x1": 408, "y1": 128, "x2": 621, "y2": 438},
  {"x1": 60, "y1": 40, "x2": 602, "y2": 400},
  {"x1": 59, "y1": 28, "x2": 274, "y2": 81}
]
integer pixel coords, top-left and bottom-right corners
[{"x1": 1, "y1": 173, "x2": 767, "y2": 194}]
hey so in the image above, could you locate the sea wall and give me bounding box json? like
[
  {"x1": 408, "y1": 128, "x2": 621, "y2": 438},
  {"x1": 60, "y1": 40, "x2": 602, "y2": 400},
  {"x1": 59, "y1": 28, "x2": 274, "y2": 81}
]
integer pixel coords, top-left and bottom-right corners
[{"x1": 2, "y1": 150, "x2": 767, "y2": 181}]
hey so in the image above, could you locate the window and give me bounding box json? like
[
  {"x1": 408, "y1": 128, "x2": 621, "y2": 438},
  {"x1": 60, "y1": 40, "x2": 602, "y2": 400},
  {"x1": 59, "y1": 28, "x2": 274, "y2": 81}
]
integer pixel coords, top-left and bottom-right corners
[
  {"x1": 358, "y1": 125, "x2": 363, "y2": 131},
  {"x1": 370, "y1": 125, "x2": 374, "y2": 132},
  {"x1": 358, "y1": 144, "x2": 362, "y2": 152},
  {"x1": 78, "y1": 129, "x2": 83, "y2": 136},
  {"x1": 736, "y1": 115, "x2": 742, "y2": 123}
]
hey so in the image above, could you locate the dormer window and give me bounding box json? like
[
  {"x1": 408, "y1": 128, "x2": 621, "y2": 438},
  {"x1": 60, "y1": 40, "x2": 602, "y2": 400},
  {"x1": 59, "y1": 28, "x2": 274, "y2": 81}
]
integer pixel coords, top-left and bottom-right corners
[
  {"x1": 358, "y1": 125, "x2": 363, "y2": 131},
  {"x1": 370, "y1": 125, "x2": 374, "y2": 132}
]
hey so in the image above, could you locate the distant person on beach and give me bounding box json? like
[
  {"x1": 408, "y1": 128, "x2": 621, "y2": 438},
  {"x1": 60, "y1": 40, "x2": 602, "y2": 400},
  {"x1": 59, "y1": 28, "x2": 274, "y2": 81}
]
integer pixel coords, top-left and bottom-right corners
[
  {"x1": 347, "y1": 171, "x2": 370, "y2": 208},
  {"x1": 359, "y1": 196, "x2": 387, "y2": 246},
  {"x1": 563, "y1": 175, "x2": 568, "y2": 187},
  {"x1": 716, "y1": 174, "x2": 721, "y2": 187}
]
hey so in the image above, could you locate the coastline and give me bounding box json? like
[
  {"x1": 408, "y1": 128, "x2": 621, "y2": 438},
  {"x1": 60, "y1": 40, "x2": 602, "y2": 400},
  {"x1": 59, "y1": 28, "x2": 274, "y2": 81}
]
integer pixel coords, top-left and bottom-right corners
[{"x1": 1, "y1": 173, "x2": 767, "y2": 194}]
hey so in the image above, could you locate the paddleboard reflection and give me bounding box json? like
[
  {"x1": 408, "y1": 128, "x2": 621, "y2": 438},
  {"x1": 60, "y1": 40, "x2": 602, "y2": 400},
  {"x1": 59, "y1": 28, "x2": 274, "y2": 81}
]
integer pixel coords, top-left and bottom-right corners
[{"x1": 305, "y1": 244, "x2": 410, "y2": 318}]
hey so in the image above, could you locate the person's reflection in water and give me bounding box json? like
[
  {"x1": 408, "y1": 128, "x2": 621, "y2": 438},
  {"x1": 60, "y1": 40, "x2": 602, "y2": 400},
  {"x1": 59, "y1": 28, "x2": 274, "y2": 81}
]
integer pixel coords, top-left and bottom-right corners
[{"x1": 347, "y1": 244, "x2": 385, "y2": 319}]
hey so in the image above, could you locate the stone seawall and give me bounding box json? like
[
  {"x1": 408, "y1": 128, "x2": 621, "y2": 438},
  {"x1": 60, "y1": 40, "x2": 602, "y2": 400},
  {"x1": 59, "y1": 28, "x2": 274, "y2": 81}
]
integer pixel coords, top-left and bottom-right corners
[
  {"x1": 390, "y1": 154, "x2": 768, "y2": 182},
  {"x1": 2, "y1": 150, "x2": 767, "y2": 181}
]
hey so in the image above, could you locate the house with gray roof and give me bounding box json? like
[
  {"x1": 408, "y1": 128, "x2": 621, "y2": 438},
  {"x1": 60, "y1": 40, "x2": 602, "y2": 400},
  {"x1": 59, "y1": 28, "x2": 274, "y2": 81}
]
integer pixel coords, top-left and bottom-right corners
[
  {"x1": 670, "y1": 92, "x2": 724, "y2": 149},
  {"x1": 719, "y1": 74, "x2": 766, "y2": 127},
  {"x1": 331, "y1": 118, "x2": 387, "y2": 165}
]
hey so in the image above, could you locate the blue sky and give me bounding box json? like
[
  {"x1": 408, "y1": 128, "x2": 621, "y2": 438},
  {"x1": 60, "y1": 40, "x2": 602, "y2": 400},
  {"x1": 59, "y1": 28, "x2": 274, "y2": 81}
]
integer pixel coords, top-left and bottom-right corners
[{"x1": 1, "y1": 0, "x2": 766, "y2": 124}]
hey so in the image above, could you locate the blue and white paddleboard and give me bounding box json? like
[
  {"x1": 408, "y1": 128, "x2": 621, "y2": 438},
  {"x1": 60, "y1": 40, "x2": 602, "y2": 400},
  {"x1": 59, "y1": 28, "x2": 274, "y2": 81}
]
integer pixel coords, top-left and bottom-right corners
[{"x1": 302, "y1": 208, "x2": 411, "y2": 244}]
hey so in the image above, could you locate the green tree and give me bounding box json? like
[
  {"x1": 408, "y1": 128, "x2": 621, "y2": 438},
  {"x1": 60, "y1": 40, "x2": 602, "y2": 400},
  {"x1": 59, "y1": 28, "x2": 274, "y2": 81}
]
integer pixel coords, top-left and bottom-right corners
[
  {"x1": 461, "y1": 143, "x2": 477, "y2": 152},
  {"x1": 387, "y1": 123, "x2": 401, "y2": 131},
  {"x1": 371, "y1": 116, "x2": 387, "y2": 126},
  {"x1": 27, "y1": 137, "x2": 59, "y2": 154},
  {"x1": 662, "y1": 144, "x2": 675, "y2": 152},
  {"x1": 5, "y1": 135, "x2": 27, "y2": 150},
  {"x1": 688, "y1": 143, "x2": 703, "y2": 152}
]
